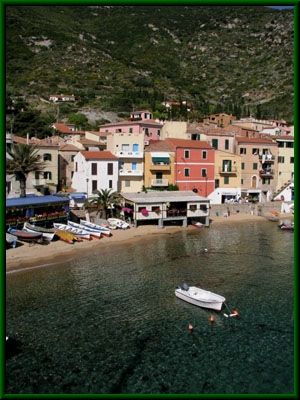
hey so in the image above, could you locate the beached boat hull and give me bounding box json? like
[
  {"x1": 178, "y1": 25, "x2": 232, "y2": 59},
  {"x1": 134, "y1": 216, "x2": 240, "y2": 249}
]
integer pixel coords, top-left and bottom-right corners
[
  {"x1": 54, "y1": 229, "x2": 77, "y2": 244},
  {"x1": 53, "y1": 223, "x2": 91, "y2": 240},
  {"x1": 80, "y1": 220, "x2": 112, "y2": 237},
  {"x1": 7, "y1": 227, "x2": 42, "y2": 243},
  {"x1": 175, "y1": 284, "x2": 226, "y2": 311},
  {"x1": 6, "y1": 233, "x2": 18, "y2": 248},
  {"x1": 23, "y1": 222, "x2": 55, "y2": 242},
  {"x1": 67, "y1": 221, "x2": 102, "y2": 239},
  {"x1": 279, "y1": 224, "x2": 294, "y2": 231},
  {"x1": 107, "y1": 218, "x2": 130, "y2": 230}
]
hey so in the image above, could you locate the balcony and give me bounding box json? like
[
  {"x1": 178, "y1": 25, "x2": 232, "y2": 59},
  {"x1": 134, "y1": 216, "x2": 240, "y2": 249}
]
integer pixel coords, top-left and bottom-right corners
[
  {"x1": 116, "y1": 151, "x2": 143, "y2": 158},
  {"x1": 218, "y1": 166, "x2": 238, "y2": 175},
  {"x1": 259, "y1": 155, "x2": 275, "y2": 163},
  {"x1": 32, "y1": 179, "x2": 46, "y2": 186},
  {"x1": 150, "y1": 162, "x2": 171, "y2": 171},
  {"x1": 259, "y1": 169, "x2": 274, "y2": 178},
  {"x1": 119, "y1": 169, "x2": 143, "y2": 176},
  {"x1": 151, "y1": 179, "x2": 169, "y2": 187}
]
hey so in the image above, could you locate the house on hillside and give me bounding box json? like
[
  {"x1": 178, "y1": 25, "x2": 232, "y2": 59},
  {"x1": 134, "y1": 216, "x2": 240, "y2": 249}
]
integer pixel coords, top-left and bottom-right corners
[
  {"x1": 99, "y1": 119, "x2": 163, "y2": 142},
  {"x1": 49, "y1": 94, "x2": 75, "y2": 102}
]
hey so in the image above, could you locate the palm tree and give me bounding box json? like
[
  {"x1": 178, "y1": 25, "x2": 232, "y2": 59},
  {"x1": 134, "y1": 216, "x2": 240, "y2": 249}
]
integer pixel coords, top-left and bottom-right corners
[
  {"x1": 6, "y1": 143, "x2": 46, "y2": 197},
  {"x1": 85, "y1": 188, "x2": 121, "y2": 219}
]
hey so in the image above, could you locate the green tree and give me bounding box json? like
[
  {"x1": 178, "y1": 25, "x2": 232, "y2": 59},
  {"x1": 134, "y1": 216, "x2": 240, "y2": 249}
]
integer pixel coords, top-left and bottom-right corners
[
  {"x1": 6, "y1": 144, "x2": 46, "y2": 198},
  {"x1": 67, "y1": 113, "x2": 89, "y2": 130},
  {"x1": 85, "y1": 188, "x2": 121, "y2": 219}
]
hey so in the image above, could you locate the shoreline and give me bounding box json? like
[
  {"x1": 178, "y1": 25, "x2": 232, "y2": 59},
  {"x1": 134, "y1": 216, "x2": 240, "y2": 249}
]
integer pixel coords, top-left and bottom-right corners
[{"x1": 6, "y1": 213, "x2": 292, "y2": 273}]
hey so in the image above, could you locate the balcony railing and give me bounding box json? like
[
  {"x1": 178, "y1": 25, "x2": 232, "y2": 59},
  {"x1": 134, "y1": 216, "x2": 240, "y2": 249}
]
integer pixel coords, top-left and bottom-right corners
[
  {"x1": 218, "y1": 166, "x2": 238, "y2": 175},
  {"x1": 116, "y1": 151, "x2": 143, "y2": 158},
  {"x1": 259, "y1": 169, "x2": 274, "y2": 177},
  {"x1": 151, "y1": 179, "x2": 169, "y2": 186},
  {"x1": 150, "y1": 163, "x2": 171, "y2": 171},
  {"x1": 32, "y1": 179, "x2": 46, "y2": 186},
  {"x1": 119, "y1": 169, "x2": 143, "y2": 176},
  {"x1": 259, "y1": 155, "x2": 275, "y2": 162}
]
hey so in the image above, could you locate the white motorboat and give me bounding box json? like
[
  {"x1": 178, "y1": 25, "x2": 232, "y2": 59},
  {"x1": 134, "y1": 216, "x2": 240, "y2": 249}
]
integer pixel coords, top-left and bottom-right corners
[
  {"x1": 80, "y1": 219, "x2": 112, "y2": 237},
  {"x1": 67, "y1": 220, "x2": 102, "y2": 239},
  {"x1": 107, "y1": 218, "x2": 130, "y2": 230},
  {"x1": 175, "y1": 283, "x2": 226, "y2": 311},
  {"x1": 53, "y1": 223, "x2": 91, "y2": 240},
  {"x1": 23, "y1": 222, "x2": 56, "y2": 242}
]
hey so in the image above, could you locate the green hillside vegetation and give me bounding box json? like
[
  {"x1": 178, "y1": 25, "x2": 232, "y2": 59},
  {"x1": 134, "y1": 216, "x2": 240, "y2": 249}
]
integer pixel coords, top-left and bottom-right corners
[{"x1": 6, "y1": 5, "x2": 294, "y2": 127}]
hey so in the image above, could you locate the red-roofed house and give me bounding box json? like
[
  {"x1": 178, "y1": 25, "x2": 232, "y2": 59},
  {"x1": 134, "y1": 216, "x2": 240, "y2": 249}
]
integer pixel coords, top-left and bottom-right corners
[{"x1": 72, "y1": 151, "x2": 119, "y2": 195}]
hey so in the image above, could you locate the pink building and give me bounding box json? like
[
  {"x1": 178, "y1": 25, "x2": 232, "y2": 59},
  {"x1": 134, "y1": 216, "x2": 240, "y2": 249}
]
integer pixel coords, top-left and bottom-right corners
[{"x1": 99, "y1": 120, "x2": 163, "y2": 142}]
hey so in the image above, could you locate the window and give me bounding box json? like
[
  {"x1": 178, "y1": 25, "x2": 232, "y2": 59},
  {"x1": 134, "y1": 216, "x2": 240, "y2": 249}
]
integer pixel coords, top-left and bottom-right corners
[
  {"x1": 252, "y1": 148, "x2": 259, "y2": 155},
  {"x1": 109, "y1": 180, "x2": 112, "y2": 189},
  {"x1": 125, "y1": 180, "x2": 130, "y2": 187},
  {"x1": 215, "y1": 179, "x2": 220, "y2": 188},
  {"x1": 121, "y1": 144, "x2": 130, "y2": 152},
  {"x1": 145, "y1": 128, "x2": 149, "y2": 136},
  {"x1": 184, "y1": 150, "x2": 190, "y2": 159},
  {"x1": 71, "y1": 155, "x2": 75, "y2": 162},
  {"x1": 92, "y1": 180, "x2": 97, "y2": 191},
  {"x1": 241, "y1": 162, "x2": 245, "y2": 170},
  {"x1": 212, "y1": 139, "x2": 218, "y2": 149},
  {"x1": 157, "y1": 130, "x2": 160, "y2": 137},
  {"x1": 75, "y1": 162, "x2": 78, "y2": 172},
  {"x1": 240, "y1": 148, "x2": 246, "y2": 154},
  {"x1": 107, "y1": 163, "x2": 113, "y2": 175},
  {"x1": 129, "y1": 128, "x2": 133, "y2": 133},
  {"x1": 92, "y1": 163, "x2": 97, "y2": 175},
  {"x1": 43, "y1": 171, "x2": 52, "y2": 180},
  {"x1": 253, "y1": 163, "x2": 258, "y2": 170},
  {"x1": 262, "y1": 178, "x2": 271, "y2": 185},
  {"x1": 278, "y1": 142, "x2": 284, "y2": 148},
  {"x1": 241, "y1": 178, "x2": 244, "y2": 185},
  {"x1": 202, "y1": 150, "x2": 207, "y2": 159},
  {"x1": 225, "y1": 140, "x2": 229, "y2": 150},
  {"x1": 35, "y1": 172, "x2": 39, "y2": 179},
  {"x1": 286, "y1": 142, "x2": 294, "y2": 148},
  {"x1": 189, "y1": 205, "x2": 197, "y2": 211},
  {"x1": 278, "y1": 156, "x2": 285, "y2": 163},
  {"x1": 224, "y1": 176, "x2": 229, "y2": 184},
  {"x1": 43, "y1": 153, "x2": 52, "y2": 161},
  {"x1": 201, "y1": 169, "x2": 207, "y2": 177},
  {"x1": 290, "y1": 157, "x2": 294, "y2": 163},
  {"x1": 184, "y1": 168, "x2": 190, "y2": 177}
]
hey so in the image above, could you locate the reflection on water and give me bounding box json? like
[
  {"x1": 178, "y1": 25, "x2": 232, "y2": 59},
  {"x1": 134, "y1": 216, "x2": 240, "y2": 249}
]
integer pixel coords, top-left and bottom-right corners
[{"x1": 6, "y1": 221, "x2": 294, "y2": 394}]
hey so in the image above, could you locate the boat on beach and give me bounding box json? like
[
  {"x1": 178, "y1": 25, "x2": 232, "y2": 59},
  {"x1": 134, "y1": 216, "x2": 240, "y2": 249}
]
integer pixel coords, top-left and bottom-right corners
[
  {"x1": 6, "y1": 233, "x2": 18, "y2": 248},
  {"x1": 23, "y1": 222, "x2": 56, "y2": 242},
  {"x1": 279, "y1": 222, "x2": 294, "y2": 231},
  {"x1": 175, "y1": 283, "x2": 226, "y2": 311},
  {"x1": 7, "y1": 227, "x2": 43, "y2": 243},
  {"x1": 67, "y1": 220, "x2": 102, "y2": 239},
  {"x1": 107, "y1": 218, "x2": 130, "y2": 230},
  {"x1": 80, "y1": 219, "x2": 112, "y2": 237},
  {"x1": 191, "y1": 221, "x2": 204, "y2": 229},
  {"x1": 53, "y1": 223, "x2": 92, "y2": 240},
  {"x1": 54, "y1": 229, "x2": 78, "y2": 244}
]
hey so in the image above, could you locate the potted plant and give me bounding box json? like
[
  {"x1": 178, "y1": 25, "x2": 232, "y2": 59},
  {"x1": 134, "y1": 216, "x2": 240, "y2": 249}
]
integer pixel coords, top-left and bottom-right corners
[{"x1": 141, "y1": 208, "x2": 149, "y2": 216}]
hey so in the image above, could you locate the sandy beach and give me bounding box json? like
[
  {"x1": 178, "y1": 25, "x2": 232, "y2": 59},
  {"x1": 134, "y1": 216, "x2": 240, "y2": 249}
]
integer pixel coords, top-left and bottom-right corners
[{"x1": 6, "y1": 212, "x2": 292, "y2": 273}]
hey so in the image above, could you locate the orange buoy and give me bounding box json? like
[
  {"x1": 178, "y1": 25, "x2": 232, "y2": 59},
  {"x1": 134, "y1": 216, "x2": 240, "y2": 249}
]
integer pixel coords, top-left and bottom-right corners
[
  {"x1": 188, "y1": 323, "x2": 194, "y2": 331},
  {"x1": 209, "y1": 315, "x2": 215, "y2": 323},
  {"x1": 232, "y1": 309, "x2": 239, "y2": 317}
]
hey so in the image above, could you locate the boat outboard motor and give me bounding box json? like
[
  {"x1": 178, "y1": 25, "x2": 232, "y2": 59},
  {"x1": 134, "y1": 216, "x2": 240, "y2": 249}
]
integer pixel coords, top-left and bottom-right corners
[{"x1": 181, "y1": 283, "x2": 189, "y2": 291}]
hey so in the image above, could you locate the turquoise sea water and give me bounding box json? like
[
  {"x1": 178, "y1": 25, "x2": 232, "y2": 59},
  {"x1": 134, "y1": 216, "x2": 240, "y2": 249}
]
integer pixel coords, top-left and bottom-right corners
[{"x1": 6, "y1": 220, "x2": 294, "y2": 394}]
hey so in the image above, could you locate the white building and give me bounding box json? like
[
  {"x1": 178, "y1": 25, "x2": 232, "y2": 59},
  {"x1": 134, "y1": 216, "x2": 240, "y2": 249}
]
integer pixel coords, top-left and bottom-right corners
[{"x1": 72, "y1": 151, "x2": 119, "y2": 197}]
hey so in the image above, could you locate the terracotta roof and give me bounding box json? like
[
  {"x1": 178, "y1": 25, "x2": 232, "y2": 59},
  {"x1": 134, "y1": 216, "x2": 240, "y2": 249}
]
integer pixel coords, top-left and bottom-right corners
[
  {"x1": 166, "y1": 138, "x2": 214, "y2": 150},
  {"x1": 81, "y1": 151, "x2": 117, "y2": 160},
  {"x1": 145, "y1": 141, "x2": 174, "y2": 152},
  {"x1": 235, "y1": 137, "x2": 276, "y2": 144},
  {"x1": 59, "y1": 143, "x2": 80, "y2": 151},
  {"x1": 52, "y1": 123, "x2": 74, "y2": 134}
]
